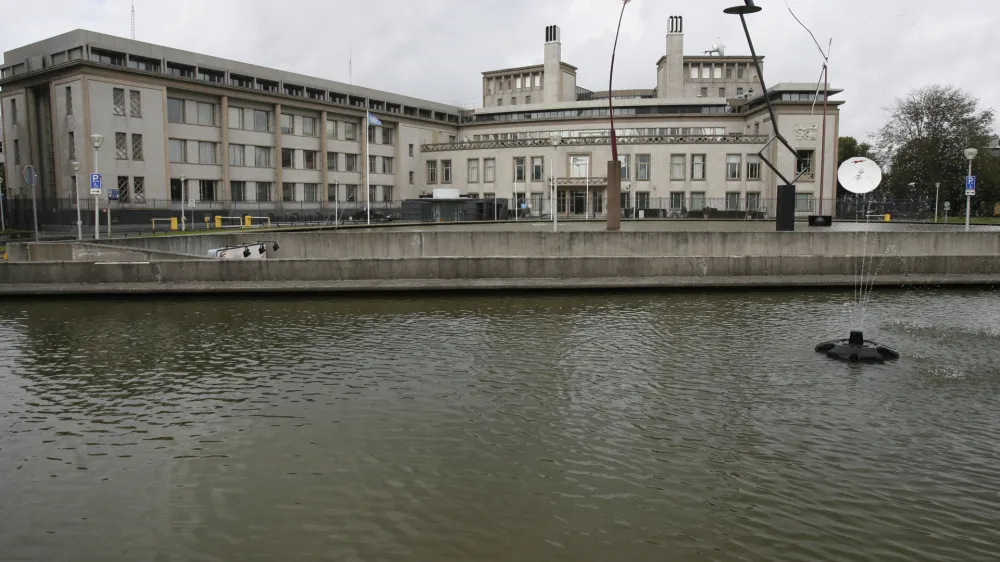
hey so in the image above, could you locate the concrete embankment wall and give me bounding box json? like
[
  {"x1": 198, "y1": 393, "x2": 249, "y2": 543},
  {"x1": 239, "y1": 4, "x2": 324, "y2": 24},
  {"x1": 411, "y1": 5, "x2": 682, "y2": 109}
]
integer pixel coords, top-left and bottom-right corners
[
  {"x1": 1, "y1": 255, "x2": 998, "y2": 287},
  {"x1": 54, "y1": 230, "x2": 1000, "y2": 259},
  {"x1": 7, "y1": 242, "x2": 207, "y2": 263}
]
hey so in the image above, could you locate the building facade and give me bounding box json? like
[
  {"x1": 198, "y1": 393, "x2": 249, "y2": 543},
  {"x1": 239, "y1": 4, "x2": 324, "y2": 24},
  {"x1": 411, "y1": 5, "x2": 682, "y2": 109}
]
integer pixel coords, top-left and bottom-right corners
[{"x1": 0, "y1": 15, "x2": 842, "y2": 227}]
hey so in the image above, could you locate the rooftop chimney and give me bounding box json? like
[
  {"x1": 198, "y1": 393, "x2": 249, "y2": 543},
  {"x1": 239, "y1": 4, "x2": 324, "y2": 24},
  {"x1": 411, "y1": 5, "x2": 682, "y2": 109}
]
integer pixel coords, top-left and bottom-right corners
[
  {"x1": 658, "y1": 16, "x2": 685, "y2": 98},
  {"x1": 543, "y1": 25, "x2": 562, "y2": 104}
]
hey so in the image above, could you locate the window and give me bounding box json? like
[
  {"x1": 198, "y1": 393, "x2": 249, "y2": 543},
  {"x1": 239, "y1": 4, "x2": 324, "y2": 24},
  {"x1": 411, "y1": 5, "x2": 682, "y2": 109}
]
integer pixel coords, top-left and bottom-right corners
[
  {"x1": 327, "y1": 184, "x2": 339, "y2": 202},
  {"x1": 691, "y1": 66, "x2": 699, "y2": 79},
  {"x1": 256, "y1": 182, "x2": 272, "y2": 202},
  {"x1": 497, "y1": 98, "x2": 502, "y2": 106},
  {"x1": 68, "y1": 132, "x2": 76, "y2": 161},
  {"x1": 691, "y1": 154, "x2": 706, "y2": 180},
  {"x1": 229, "y1": 107, "x2": 244, "y2": 129},
  {"x1": 230, "y1": 144, "x2": 245, "y2": 166},
  {"x1": 168, "y1": 98, "x2": 185, "y2": 123},
  {"x1": 738, "y1": 67, "x2": 745, "y2": 79},
  {"x1": 133, "y1": 177, "x2": 145, "y2": 202},
  {"x1": 303, "y1": 183, "x2": 318, "y2": 202},
  {"x1": 690, "y1": 191, "x2": 706, "y2": 210},
  {"x1": 344, "y1": 122, "x2": 357, "y2": 141},
  {"x1": 281, "y1": 114, "x2": 293, "y2": 135},
  {"x1": 169, "y1": 139, "x2": 186, "y2": 163},
  {"x1": 115, "y1": 132, "x2": 128, "y2": 159},
  {"x1": 382, "y1": 186, "x2": 393, "y2": 202},
  {"x1": 531, "y1": 157, "x2": 543, "y2": 181},
  {"x1": 534, "y1": 75, "x2": 541, "y2": 87},
  {"x1": 65, "y1": 86, "x2": 73, "y2": 115},
  {"x1": 737, "y1": 87, "x2": 744, "y2": 97},
  {"x1": 196, "y1": 102, "x2": 214, "y2": 126},
  {"x1": 570, "y1": 156, "x2": 588, "y2": 178},
  {"x1": 131, "y1": 134, "x2": 143, "y2": 161},
  {"x1": 199, "y1": 180, "x2": 217, "y2": 202},
  {"x1": 382, "y1": 128, "x2": 394, "y2": 145},
  {"x1": 198, "y1": 142, "x2": 217, "y2": 164},
  {"x1": 747, "y1": 192, "x2": 760, "y2": 211},
  {"x1": 795, "y1": 193, "x2": 813, "y2": 212},
  {"x1": 368, "y1": 126, "x2": 377, "y2": 144},
  {"x1": 282, "y1": 148, "x2": 294, "y2": 168},
  {"x1": 382, "y1": 156, "x2": 394, "y2": 175},
  {"x1": 670, "y1": 154, "x2": 685, "y2": 180},
  {"x1": 116, "y1": 176, "x2": 129, "y2": 201},
  {"x1": 253, "y1": 110, "x2": 270, "y2": 132},
  {"x1": 484, "y1": 158, "x2": 496, "y2": 183},
  {"x1": 725, "y1": 192, "x2": 740, "y2": 210},
  {"x1": 345, "y1": 154, "x2": 359, "y2": 172},
  {"x1": 637, "y1": 154, "x2": 651, "y2": 181},
  {"x1": 129, "y1": 90, "x2": 141, "y2": 117},
  {"x1": 618, "y1": 155, "x2": 630, "y2": 181},
  {"x1": 369, "y1": 155, "x2": 377, "y2": 173},
  {"x1": 197, "y1": 68, "x2": 225, "y2": 83},
  {"x1": 700, "y1": 87, "x2": 708, "y2": 97},
  {"x1": 166, "y1": 62, "x2": 194, "y2": 78},
  {"x1": 170, "y1": 178, "x2": 183, "y2": 201},
  {"x1": 426, "y1": 160, "x2": 437, "y2": 183},
  {"x1": 747, "y1": 154, "x2": 761, "y2": 180},
  {"x1": 304, "y1": 150, "x2": 318, "y2": 170},
  {"x1": 369, "y1": 185, "x2": 377, "y2": 202},
  {"x1": 326, "y1": 120, "x2": 337, "y2": 139},
  {"x1": 408, "y1": 144, "x2": 414, "y2": 157},
  {"x1": 514, "y1": 157, "x2": 525, "y2": 182},
  {"x1": 10, "y1": 99, "x2": 16, "y2": 124},
  {"x1": 719, "y1": 87, "x2": 726, "y2": 98},
  {"x1": 327, "y1": 152, "x2": 339, "y2": 171},
  {"x1": 636, "y1": 192, "x2": 650, "y2": 209},
  {"x1": 516, "y1": 76, "x2": 522, "y2": 89},
  {"x1": 442, "y1": 160, "x2": 452, "y2": 183},
  {"x1": 726, "y1": 67, "x2": 733, "y2": 79},
  {"x1": 231, "y1": 181, "x2": 246, "y2": 202},
  {"x1": 112, "y1": 88, "x2": 126, "y2": 115},
  {"x1": 254, "y1": 146, "x2": 271, "y2": 167},
  {"x1": 796, "y1": 150, "x2": 815, "y2": 178},
  {"x1": 511, "y1": 97, "x2": 517, "y2": 105},
  {"x1": 525, "y1": 95, "x2": 531, "y2": 104},
  {"x1": 13, "y1": 140, "x2": 19, "y2": 165},
  {"x1": 409, "y1": 171, "x2": 414, "y2": 185},
  {"x1": 282, "y1": 182, "x2": 295, "y2": 202},
  {"x1": 302, "y1": 117, "x2": 317, "y2": 137},
  {"x1": 346, "y1": 185, "x2": 359, "y2": 202},
  {"x1": 726, "y1": 154, "x2": 742, "y2": 180},
  {"x1": 714, "y1": 67, "x2": 722, "y2": 79},
  {"x1": 670, "y1": 192, "x2": 685, "y2": 210},
  {"x1": 468, "y1": 159, "x2": 479, "y2": 183}
]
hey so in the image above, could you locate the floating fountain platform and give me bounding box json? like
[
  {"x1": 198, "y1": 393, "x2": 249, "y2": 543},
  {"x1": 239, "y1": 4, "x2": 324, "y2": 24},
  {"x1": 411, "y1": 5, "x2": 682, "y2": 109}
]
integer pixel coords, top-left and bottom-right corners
[{"x1": 815, "y1": 331, "x2": 899, "y2": 363}]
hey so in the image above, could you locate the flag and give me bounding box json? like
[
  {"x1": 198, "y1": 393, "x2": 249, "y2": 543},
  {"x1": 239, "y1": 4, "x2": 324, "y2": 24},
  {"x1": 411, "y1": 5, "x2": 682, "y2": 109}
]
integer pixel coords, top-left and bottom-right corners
[{"x1": 367, "y1": 112, "x2": 382, "y2": 126}]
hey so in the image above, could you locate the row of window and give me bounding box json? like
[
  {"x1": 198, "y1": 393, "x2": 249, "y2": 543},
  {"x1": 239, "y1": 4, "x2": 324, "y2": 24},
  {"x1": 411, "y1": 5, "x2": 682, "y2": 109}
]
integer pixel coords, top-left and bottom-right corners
[
  {"x1": 111, "y1": 87, "x2": 142, "y2": 117},
  {"x1": 487, "y1": 73, "x2": 542, "y2": 96},
  {"x1": 688, "y1": 64, "x2": 752, "y2": 81},
  {"x1": 178, "y1": 180, "x2": 392, "y2": 203},
  {"x1": 469, "y1": 127, "x2": 728, "y2": 142},
  {"x1": 475, "y1": 105, "x2": 732, "y2": 123},
  {"x1": 170, "y1": 141, "x2": 395, "y2": 174},
  {"x1": 421, "y1": 152, "x2": 811, "y2": 185}
]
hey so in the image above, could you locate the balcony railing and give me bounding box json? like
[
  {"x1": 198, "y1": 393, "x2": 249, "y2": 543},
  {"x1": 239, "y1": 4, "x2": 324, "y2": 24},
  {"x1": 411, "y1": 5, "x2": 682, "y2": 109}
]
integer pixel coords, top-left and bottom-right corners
[
  {"x1": 421, "y1": 134, "x2": 770, "y2": 153},
  {"x1": 555, "y1": 177, "x2": 608, "y2": 187}
]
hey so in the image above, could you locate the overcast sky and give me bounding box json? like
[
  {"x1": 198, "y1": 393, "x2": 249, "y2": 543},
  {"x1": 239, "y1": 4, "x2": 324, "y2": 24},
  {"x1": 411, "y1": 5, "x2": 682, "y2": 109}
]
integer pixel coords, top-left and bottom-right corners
[{"x1": 1, "y1": 0, "x2": 997, "y2": 140}]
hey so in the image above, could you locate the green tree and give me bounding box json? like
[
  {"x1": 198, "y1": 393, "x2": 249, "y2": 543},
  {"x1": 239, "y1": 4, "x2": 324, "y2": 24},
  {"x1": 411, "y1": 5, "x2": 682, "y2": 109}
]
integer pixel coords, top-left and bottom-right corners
[
  {"x1": 871, "y1": 85, "x2": 998, "y2": 212},
  {"x1": 836, "y1": 136, "x2": 873, "y2": 198}
]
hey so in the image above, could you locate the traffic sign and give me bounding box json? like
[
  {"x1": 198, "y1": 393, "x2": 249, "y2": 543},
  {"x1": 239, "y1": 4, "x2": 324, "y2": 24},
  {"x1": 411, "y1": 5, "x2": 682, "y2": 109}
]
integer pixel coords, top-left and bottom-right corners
[
  {"x1": 188, "y1": 198, "x2": 195, "y2": 208},
  {"x1": 90, "y1": 173, "x2": 102, "y2": 195},
  {"x1": 966, "y1": 175, "x2": 976, "y2": 196},
  {"x1": 22, "y1": 165, "x2": 38, "y2": 187},
  {"x1": 108, "y1": 188, "x2": 120, "y2": 201},
  {"x1": 944, "y1": 201, "x2": 951, "y2": 211}
]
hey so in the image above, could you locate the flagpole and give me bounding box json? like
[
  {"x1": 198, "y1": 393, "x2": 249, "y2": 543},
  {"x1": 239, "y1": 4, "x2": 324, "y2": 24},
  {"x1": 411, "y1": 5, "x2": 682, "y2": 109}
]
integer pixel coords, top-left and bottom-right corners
[{"x1": 365, "y1": 111, "x2": 371, "y2": 225}]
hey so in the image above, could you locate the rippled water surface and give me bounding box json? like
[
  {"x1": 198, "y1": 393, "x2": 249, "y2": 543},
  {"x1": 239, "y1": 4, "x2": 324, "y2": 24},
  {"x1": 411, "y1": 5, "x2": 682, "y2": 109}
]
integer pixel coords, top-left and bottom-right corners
[{"x1": 2, "y1": 290, "x2": 1000, "y2": 562}]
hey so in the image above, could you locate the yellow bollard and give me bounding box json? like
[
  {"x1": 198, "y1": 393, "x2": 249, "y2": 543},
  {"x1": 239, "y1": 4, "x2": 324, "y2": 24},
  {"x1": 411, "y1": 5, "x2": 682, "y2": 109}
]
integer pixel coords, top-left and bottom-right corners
[
  {"x1": 244, "y1": 215, "x2": 252, "y2": 228},
  {"x1": 884, "y1": 214, "x2": 891, "y2": 222},
  {"x1": 215, "y1": 215, "x2": 223, "y2": 229},
  {"x1": 170, "y1": 217, "x2": 178, "y2": 231}
]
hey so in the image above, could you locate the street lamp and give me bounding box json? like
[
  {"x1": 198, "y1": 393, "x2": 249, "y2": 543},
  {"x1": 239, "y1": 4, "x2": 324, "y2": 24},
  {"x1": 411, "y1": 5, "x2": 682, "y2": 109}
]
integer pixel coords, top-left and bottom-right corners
[
  {"x1": 90, "y1": 134, "x2": 103, "y2": 240},
  {"x1": 934, "y1": 182, "x2": 940, "y2": 224},
  {"x1": 71, "y1": 161, "x2": 82, "y2": 240},
  {"x1": 964, "y1": 148, "x2": 978, "y2": 231},
  {"x1": 180, "y1": 175, "x2": 187, "y2": 231}
]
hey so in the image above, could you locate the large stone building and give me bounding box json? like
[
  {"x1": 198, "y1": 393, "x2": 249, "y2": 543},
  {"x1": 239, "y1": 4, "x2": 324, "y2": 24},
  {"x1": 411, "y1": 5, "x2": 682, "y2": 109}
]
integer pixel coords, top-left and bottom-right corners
[{"x1": 0, "y1": 15, "x2": 842, "y2": 226}]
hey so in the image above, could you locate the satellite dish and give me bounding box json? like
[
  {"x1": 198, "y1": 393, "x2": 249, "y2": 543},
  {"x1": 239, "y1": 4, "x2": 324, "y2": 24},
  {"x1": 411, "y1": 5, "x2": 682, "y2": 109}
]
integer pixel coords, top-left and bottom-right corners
[{"x1": 837, "y1": 157, "x2": 882, "y2": 195}]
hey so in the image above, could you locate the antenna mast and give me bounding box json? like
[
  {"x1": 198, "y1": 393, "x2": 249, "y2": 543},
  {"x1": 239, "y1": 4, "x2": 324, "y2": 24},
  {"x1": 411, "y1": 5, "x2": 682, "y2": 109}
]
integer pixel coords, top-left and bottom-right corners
[
  {"x1": 349, "y1": 43, "x2": 353, "y2": 85},
  {"x1": 131, "y1": 0, "x2": 135, "y2": 39}
]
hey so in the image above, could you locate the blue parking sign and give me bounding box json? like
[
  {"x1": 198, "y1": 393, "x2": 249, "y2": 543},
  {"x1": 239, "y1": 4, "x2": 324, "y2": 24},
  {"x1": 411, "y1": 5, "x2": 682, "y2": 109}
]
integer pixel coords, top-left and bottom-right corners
[
  {"x1": 90, "y1": 173, "x2": 102, "y2": 195},
  {"x1": 966, "y1": 176, "x2": 976, "y2": 196}
]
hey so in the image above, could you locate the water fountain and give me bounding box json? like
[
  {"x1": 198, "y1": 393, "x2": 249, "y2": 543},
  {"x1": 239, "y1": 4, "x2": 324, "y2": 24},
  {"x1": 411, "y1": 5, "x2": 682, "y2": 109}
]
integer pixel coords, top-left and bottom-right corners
[{"x1": 814, "y1": 157, "x2": 900, "y2": 363}]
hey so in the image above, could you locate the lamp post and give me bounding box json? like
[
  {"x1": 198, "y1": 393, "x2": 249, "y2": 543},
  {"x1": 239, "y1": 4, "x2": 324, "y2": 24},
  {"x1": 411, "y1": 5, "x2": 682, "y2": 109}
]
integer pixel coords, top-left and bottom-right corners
[
  {"x1": 180, "y1": 175, "x2": 187, "y2": 231},
  {"x1": 605, "y1": 0, "x2": 631, "y2": 232},
  {"x1": 550, "y1": 133, "x2": 561, "y2": 232},
  {"x1": 964, "y1": 148, "x2": 977, "y2": 232},
  {"x1": 934, "y1": 182, "x2": 940, "y2": 223},
  {"x1": 71, "y1": 161, "x2": 82, "y2": 240},
  {"x1": 90, "y1": 134, "x2": 103, "y2": 240}
]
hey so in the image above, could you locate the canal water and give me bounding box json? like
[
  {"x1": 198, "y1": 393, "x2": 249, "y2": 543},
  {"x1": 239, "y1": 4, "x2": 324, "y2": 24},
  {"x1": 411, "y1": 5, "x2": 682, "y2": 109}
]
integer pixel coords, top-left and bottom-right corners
[{"x1": 1, "y1": 289, "x2": 999, "y2": 561}]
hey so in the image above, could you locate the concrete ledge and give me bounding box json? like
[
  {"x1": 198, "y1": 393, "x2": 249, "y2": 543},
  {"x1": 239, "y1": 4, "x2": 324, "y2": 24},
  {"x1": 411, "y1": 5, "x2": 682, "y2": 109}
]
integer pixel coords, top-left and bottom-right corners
[{"x1": 0, "y1": 274, "x2": 995, "y2": 296}]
